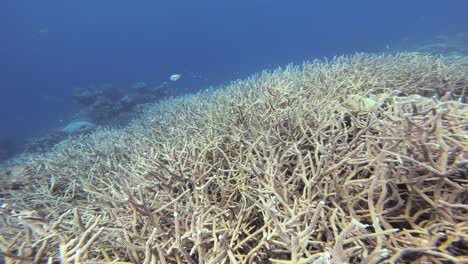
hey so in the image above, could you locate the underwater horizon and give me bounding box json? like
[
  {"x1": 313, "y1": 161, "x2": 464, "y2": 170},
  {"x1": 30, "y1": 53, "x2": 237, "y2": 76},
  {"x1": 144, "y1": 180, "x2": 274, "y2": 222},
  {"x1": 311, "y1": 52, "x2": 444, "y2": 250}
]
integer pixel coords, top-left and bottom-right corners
[{"x1": 1, "y1": 0, "x2": 467, "y2": 160}]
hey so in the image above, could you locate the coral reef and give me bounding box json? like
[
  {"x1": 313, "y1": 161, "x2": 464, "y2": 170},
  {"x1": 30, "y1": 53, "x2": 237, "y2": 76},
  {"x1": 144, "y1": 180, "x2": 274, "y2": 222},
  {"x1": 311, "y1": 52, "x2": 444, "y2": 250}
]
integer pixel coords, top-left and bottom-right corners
[
  {"x1": 0, "y1": 53, "x2": 467, "y2": 263},
  {"x1": 1, "y1": 82, "x2": 173, "y2": 162},
  {"x1": 72, "y1": 85, "x2": 130, "y2": 124},
  {"x1": 72, "y1": 83, "x2": 172, "y2": 126},
  {"x1": 22, "y1": 132, "x2": 68, "y2": 155},
  {"x1": 416, "y1": 33, "x2": 468, "y2": 58}
]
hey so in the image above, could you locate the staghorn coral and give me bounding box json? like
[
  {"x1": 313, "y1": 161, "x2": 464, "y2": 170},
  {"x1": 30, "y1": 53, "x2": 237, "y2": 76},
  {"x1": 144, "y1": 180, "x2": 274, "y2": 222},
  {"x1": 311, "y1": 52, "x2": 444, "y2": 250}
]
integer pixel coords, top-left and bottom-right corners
[{"x1": 0, "y1": 53, "x2": 467, "y2": 263}]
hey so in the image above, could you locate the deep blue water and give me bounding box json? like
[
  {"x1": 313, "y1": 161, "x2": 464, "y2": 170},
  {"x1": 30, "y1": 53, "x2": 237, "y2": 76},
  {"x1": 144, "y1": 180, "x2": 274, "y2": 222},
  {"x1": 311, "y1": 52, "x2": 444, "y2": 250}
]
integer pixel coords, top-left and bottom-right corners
[{"x1": 0, "y1": 0, "x2": 467, "y2": 158}]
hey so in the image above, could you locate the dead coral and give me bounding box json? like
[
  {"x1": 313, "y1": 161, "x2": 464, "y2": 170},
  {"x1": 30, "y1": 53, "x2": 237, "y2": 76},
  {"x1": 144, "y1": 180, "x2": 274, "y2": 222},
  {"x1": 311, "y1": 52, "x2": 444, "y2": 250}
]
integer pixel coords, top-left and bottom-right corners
[{"x1": 1, "y1": 53, "x2": 467, "y2": 263}]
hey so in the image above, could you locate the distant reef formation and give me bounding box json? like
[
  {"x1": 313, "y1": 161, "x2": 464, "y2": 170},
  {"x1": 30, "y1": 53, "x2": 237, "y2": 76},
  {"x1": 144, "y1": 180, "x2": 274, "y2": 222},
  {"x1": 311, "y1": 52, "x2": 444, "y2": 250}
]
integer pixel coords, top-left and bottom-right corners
[
  {"x1": 71, "y1": 82, "x2": 172, "y2": 126},
  {"x1": 0, "y1": 81, "x2": 176, "y2": 162},
  {"x1": 0, "y1": 52, "x2": 467, "y2": 263},
  {"x1": 415, "y1": 33, "x2": 468, "y2": 58}
]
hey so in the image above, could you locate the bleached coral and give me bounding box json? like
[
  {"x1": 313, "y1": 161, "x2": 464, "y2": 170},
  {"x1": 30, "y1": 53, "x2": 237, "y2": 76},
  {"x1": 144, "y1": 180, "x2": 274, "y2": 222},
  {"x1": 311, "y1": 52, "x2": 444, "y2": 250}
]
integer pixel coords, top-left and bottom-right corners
[{"x1": 1, "y1": 53, "x2": 466, "y2": 263}]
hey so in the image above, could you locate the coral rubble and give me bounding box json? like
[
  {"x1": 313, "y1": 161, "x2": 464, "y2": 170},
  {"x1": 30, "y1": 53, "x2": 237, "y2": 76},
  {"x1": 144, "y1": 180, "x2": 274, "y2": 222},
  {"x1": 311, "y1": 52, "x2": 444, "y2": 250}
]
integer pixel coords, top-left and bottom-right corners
[{"x1": 0, "y1": 53, "x2": 467, "y2": 263}]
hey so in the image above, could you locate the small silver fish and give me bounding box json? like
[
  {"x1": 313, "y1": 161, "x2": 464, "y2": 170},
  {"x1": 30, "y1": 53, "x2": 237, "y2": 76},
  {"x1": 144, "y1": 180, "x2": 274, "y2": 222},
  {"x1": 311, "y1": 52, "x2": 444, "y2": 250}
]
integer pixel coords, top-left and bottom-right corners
[{"x1": 169, "y1": 74, "x2": 181, "y2": 81}]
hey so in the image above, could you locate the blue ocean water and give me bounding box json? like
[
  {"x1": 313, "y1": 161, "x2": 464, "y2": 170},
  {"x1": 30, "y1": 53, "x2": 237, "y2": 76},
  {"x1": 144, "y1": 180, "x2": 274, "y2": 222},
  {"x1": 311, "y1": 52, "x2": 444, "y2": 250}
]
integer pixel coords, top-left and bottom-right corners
[{"x1": 0, "y1": 0, "x2": 467, "y2": 160}]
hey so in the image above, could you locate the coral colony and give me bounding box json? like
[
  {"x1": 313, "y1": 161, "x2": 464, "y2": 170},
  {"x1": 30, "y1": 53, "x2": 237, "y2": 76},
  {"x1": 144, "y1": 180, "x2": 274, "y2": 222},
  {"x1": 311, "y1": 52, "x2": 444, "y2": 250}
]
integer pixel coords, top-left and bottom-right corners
[{"x1": 0, "y1": 53, "x2": 467, "y2": 263}]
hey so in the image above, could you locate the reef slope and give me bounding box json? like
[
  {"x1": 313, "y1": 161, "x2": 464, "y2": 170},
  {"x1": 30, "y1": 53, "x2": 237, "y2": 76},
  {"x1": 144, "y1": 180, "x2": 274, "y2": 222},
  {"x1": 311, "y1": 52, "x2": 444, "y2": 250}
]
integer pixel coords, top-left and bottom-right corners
[{"x1": 1, "y1": 53, "x2": 467, "y2": 263}]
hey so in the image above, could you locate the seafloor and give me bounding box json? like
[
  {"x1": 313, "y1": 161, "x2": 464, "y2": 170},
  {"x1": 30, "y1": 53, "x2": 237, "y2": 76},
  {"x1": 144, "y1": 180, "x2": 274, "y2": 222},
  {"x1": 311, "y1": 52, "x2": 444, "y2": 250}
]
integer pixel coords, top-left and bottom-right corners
[{"x1": 1, "y1": 52, "x2": 467, "y2": 263}]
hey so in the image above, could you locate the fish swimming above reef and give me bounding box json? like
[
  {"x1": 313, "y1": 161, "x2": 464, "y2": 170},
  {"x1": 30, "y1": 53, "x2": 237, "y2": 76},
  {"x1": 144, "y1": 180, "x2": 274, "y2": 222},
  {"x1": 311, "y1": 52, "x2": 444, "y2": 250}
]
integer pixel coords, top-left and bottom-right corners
[{"x1": 169, "y1": 74, "x2": 181, "y2": 81}]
